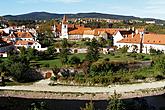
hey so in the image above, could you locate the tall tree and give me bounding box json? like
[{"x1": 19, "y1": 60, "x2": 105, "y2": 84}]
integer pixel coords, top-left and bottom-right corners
[
  {"x1": 85, "y1": 38, "x2": 100, "y2": 62},
  {"x1": 106, "y1": 91, "x2": 125, "y2": 110},
  {"x1": 60, "y1": 38, "x2": 69, "y2": 64}
]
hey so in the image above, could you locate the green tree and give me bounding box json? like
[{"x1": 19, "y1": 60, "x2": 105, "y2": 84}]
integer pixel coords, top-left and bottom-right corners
[
  {"x1": 60, "y1": 39, "x2": 69, "y2": 64},
  {"x1": 0, "y1": 62, "x2": 6, "y2": 86},
  {"x1": 118, "y1": 46, "x2": 129, "y2": 53},
  {"x1": 69, "y1": 56, "x2": 81, "y2": 65},
  {"x1": 149, "y1": 48, "x2": 163, "y2": 55},
  {"x1": 37, "y1": 20, "x2": 56, "y2": 46},
  {"x1": 81, "y1": 101, "x2": 95, "y2": 110},
  {"x1": 27, "y1": 48, "x2": 38, "y2": 60},
  {"x1": 52, "y1": 65, "x2": 60, "y2": 76},
  {"x1": 81, "y1": 61, "x2": 91, "y2": 75},
  {"x1": 107, "y1": 39, "x2": 113, "y2": 47},
  {"x1": 107, "y1": 91, "x2": 125, "y2": 110},
  {"x1": 132, "y1": 45, "x2": 138, "y2": 53},
  {"x1": 98, "y1": 37, "x2": 107, "y2": 47},
  {"x1": 85, "y1": 38, "x2": 100, "y2": 62},
  {"x1": 154, "y1": 55, "x2": 165, "y2": 74},
  {"x1": 29, "y1": 101, "x2": 48, "y2": 110},
  {"x1": 45, "y1": 46, "x2": 57, "y2": 59}
]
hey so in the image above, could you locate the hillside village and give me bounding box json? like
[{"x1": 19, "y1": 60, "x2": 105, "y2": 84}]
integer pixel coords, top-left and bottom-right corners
[
  {"x1": 1, "y1": 15, "x2": 165, "y2": 58},
  {"x1": 1, "y1": 0, "x2": 165, "y2": 109}
]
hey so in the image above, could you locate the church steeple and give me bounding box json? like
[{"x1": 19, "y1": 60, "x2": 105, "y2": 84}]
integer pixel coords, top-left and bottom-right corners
[
  {"x1": 60, "y1": 15, "x2": 68, "y2": 39},
  {"x1": 62, "y1": 15, "x2": 67, "y2": 24}
]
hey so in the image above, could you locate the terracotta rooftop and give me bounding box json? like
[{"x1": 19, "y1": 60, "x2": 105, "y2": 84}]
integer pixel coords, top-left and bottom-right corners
[
  {"x1": 117, "y1": 33, "x2": 165, "y2": 45},
  {"x1": 117, "y1": 34, "x2": 142, "y2": 44},
  {"x1": 143, "y1": 34, "x2": 165, "y2": 45},
  {"x1": 69, "y1": 28, "x2": 91, "y2": 35},
  {"x1": 15, "y1": 40, "x2": 34, "y2": 45},
  {"x1": 15, "y1": 32, "x2": 33, "y2": 38},
  {"x1": 95, "y1": 28, "x2": 120, "y2": 35}
]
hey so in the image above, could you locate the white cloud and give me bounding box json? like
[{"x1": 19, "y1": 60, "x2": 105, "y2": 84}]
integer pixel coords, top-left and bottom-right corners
[
  {"x1": 17, "y1": 0, "x2": 82, "y2": 4},
  {"x1": 138, "y1": 0, "x2": 165, "y2": 19}
]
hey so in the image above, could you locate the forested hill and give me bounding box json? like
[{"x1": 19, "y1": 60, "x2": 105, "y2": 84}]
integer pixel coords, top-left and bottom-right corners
[{"x1": 3, "y1": 12, "x2": 165, "y2": 24}]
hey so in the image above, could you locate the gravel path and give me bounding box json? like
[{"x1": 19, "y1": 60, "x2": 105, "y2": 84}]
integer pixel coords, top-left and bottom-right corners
[{"x1": 0, "y1": 80, "x2": 165, "y2": 94}]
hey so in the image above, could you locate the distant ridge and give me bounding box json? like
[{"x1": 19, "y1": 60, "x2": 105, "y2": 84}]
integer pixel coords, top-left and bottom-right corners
[{"x1": 3, "y1": 12, "x2": 165, "y2": 24}]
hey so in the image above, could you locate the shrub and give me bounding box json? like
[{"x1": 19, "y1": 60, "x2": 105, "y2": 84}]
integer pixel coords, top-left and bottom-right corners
[
  {"x1": 155, "y1": 75, "x2": 165, "y2": 81},
  {"x1": 136, "y1": 54, "x2": 144, "y2": 60},
  {"x1": 143, "y1": 56, "x2": 151, "y2": 61},
  {"x1": 153, "y1": 55, "x2": 165, "y2": 74},
  {"x1": 74, "y1": 49, "x2": 78, "y2": 53},
  {"x1": 104, "y1": 58, "x2": 110, "y2": 61},
  {"x1": 43, "y1": 63, "x2": 50, "y2": 67},
  {"x1": 134, "y1": 74, "x2": 146, "y2": 80},
  {"x1": 50, "y1": 76, "x2": 57, "y2": 81},
  {"x1": 52, "y1": 65, "x2": 60, "y2": 76},
  {"x1": 69, "y1": 56, "x2": 81, "y2": 65},
  {"x1": 80, "y1": 101, "x2": 95, "y2": 110},
  {"x1": 118, "y1": 45, "x2": 129, "y2": 53}
]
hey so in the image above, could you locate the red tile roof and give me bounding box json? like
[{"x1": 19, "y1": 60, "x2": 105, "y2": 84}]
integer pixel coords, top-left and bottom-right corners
[
  {"x1": 117, "y1": 34, "x2": 142, "y2": 44},
  {"x1": 15, "y1": 32, "x2": 33, "y2": 38},
  {"x1": 15, "y1": 40, "x2": 34, "y2": 45},
  {"x1": 69, "y1": 28, "x2": 91, "y2": 35},
  {"x1": 117, "y1": 33, "x2": 165, "y2": 45},
  {"x1": 143, "y1": 34, "x2": 165, "y2": 45}
]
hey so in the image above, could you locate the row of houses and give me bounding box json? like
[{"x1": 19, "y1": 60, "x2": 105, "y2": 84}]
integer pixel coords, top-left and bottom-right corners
[
  {"x1": 58, "y1": 15, "x2": 165, "y2": 54},
  {"x1": 0, "y1": 28, "x2": 47, "y2": 57},
  {"x1": 115, "y1": 32, "x2": 165, "y2": 54}
]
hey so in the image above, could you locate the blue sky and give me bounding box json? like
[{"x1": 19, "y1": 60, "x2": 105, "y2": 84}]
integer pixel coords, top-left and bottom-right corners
[{"x1": 0, "y1": 0, "x2": 165, "y2": 19}]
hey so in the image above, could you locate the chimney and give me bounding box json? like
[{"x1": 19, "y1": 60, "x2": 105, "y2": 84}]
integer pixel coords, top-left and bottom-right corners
[
  {"x1": 135, "y1": 29, "x2": 139, "y2": 34},
  {"x1": 139, "y1": 32, "x2": 144, "y2": 53},
  {"x1": 132, "y1": 27, "x2": 135, "y2": 31},
  {"x1": 132, "y1": 33, "x2": 134, "y2": 38}
]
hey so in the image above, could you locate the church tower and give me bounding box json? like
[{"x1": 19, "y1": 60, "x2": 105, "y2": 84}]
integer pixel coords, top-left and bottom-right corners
[{"x1": 61, "y1": 15, "x2": 68, "y2": 39}]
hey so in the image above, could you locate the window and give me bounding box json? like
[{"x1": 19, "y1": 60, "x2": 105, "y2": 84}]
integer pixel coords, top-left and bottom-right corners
[{"x1": 38, "y1": 46, "x2": 39, "y2": 48}]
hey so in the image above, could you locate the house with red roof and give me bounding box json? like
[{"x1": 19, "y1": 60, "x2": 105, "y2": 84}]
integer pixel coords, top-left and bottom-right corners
[
  {"x1": 0, "y1": 39, "x2": 14, "y2": 57},
  {"x1": 115, "y1": 29, "x2": 165, "y2": 54},
  {"x1": 15, "y1": 40, "x2": 42, "y2": 50}
]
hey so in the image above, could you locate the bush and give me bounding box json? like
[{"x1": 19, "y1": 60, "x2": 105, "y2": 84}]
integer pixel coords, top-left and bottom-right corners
[
  {"x1": 155, "y1": 75, "x2": 165, "y2": 81},
  {"x1": 104, "y1": 58, "x2": 110, "y2": 61},
  {"x1": 50, "y1": 76, "x2": 57, "y2": 81},
  {"x1": 74, "y1": 49, "x2": 78, "y2": 53},
  {"x1": 153, "y1": 55, "x2": 165, "y2": 74},
  {"x1": 134, "y1": 74, "x2": 146, "y2": 80},
  {"x1": 118, "y1": 45, "x2": 129, "y2": 53},
  {"x1": 69, "y1": 56, "x2": 81, "y2": 65},
  {"x1": 136, "y1": 54, "x2": 144, "y2": 60},
  {"x1": 43, "y1": 63, "x2": 50, "y2": 67},
  {"x1": 143, "y1": 56, "x2": 151, "y2": 61}
]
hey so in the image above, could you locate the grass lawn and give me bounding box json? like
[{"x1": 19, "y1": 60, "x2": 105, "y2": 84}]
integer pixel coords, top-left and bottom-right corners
[
  {"x1": 37, "y1": 53, "x2": 86, "y2": 68},
  {"x1": 37, "y1": 53, "x2": 151, "y2": 68},
  {"x1": 0, "y1": 57, "x2": 8, "y2": 61},
  {"x1": 3, "y1": 81, "x2": 34, "y2": 86},
  {"x1": 38, "y1": 59, "x2": 62, "y2": 67}
]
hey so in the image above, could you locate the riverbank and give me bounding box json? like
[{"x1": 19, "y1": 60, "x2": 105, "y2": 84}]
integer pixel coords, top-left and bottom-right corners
[{"x1": 0, "y1": 87, "x2": 165, "y2": 100}]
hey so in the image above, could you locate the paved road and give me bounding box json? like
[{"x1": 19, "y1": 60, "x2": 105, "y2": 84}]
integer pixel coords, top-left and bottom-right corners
[{"x1": 0, "y1": 80, "x2": 165, "y2": 94}]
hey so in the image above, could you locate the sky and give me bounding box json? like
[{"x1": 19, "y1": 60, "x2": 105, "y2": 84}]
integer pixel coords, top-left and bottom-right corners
[{"x1": 0, "y1": 0, "x2": 165, "y2": 20}]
